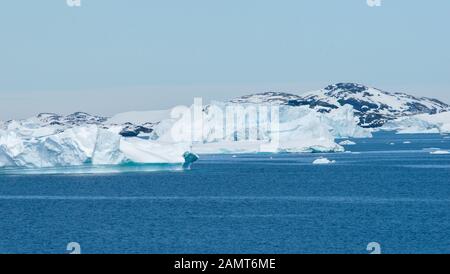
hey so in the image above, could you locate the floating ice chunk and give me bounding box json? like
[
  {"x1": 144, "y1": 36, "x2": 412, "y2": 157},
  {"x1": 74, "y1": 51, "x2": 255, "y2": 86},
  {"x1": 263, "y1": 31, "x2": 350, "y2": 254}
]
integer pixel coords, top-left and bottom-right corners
[
  {"x1": 403, "y1": 141, "x2": 412, "y2": 144},
  {"x1": 430, "y1": 150, "x2": 450, "y2": 155},
  {"x1": 312, "y1": 157, "x2": 336, "y2": 165},
  {"x1": 339, "y1": 140, "x2": 356, "y2": 146},
  {"x1": 182, "y1": 152, "x2": 199, "y2": 169}
]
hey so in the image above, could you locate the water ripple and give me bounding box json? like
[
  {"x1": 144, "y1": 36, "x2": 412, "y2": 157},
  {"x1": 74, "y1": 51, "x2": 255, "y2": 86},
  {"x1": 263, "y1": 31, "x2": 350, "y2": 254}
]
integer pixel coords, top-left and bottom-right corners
[{"x1": 0, "y1": 195, "x2": 449, "y2": 204}]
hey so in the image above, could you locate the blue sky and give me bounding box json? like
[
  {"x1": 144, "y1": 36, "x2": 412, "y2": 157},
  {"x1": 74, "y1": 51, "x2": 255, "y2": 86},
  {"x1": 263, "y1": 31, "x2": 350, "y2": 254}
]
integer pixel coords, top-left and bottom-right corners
[{"x1": 0, "y1": 0, "x2": 449, "y2": 119}]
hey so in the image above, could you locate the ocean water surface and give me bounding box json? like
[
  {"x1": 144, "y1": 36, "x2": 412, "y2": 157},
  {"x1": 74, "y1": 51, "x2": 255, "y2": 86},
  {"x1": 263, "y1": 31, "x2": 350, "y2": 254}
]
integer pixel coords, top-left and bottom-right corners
[{"x1": 0, "y1": 132, "x2": 449, "y2": 254}]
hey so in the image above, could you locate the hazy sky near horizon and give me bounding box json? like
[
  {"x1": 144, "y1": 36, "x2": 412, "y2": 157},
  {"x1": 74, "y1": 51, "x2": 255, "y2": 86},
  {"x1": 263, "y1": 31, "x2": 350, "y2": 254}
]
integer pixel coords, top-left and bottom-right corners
[{"x1": 1, "y1": 0, "x2": 449, "y2": 120}]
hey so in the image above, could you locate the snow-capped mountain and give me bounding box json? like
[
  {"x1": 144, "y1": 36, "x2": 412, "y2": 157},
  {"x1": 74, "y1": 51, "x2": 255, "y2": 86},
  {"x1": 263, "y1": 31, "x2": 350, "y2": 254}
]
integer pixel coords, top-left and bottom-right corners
[
  {"x1": 0, "y1": 112, "x2": 110, "y2": 139},
  {"x1": 0, "y1": 112, "x2": 154, "y2": 138},
  {"x1": 34, "y1": 112, "x2": 108, "y2": 127},
  {"x1": 2, "y1": 83, "x2": 448, "y2": 136},
  {"x1": 230, "y1": 92, "x2": 303, "y2": 105},
  {"x1": 231, "y1": 83, "x2": 450, "y2": 128}
]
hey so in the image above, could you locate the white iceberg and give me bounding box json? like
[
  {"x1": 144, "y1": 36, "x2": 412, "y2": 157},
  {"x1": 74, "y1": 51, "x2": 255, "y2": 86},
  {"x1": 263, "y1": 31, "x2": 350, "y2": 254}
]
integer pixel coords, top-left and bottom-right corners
[
  {"x1": 430, "y1": 150, "x2": 450, "y2": 155},
  {"x1": 0, "y1": 96, "x2": 373, "y2": 167},
  {"x1": 320, "y1": 105, "x2": 372, "y2": 138},
  {"x1": 312, "y1": 157, "x2": 336, "y2": 165},
  {"x1": 382, "y1": 112, "x2": 450, "y2": 134},
  {"x1": 149, "y1": 102, "x2": 369, "y2": 154},
  {"x1": 0, "y1": 124, "x2": 197, "y2": 169}
]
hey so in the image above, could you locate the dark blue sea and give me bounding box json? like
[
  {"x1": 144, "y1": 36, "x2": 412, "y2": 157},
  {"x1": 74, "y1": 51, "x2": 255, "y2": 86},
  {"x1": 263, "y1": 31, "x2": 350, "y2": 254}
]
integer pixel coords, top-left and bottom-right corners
[{"x1": 0, "y1": 132, "x2": 449, "y2": 254}]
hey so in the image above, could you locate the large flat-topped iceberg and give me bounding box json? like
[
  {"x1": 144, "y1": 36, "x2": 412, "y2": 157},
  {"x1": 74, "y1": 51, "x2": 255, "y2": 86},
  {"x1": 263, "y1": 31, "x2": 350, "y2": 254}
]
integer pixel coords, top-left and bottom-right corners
[{"x1": 0, "y1": 125, "x2": 197, "y2": 169}]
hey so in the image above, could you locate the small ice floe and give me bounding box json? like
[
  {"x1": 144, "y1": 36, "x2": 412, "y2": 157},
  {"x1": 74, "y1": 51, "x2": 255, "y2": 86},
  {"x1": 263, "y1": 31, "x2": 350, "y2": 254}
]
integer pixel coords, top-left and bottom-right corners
[
  {"x1": 339, "y1": 140, "x2": 356, "y2": 146},
  {"x1": 430, "y1": 150, "x2": 450, "y2": 155},
  {"x1": 231, "y1": 155, "x2": 237, "y2": 158},
  {"x1": 312, "y1": 157, "x2": 336, "y2": 165},
  {"x1": 389, "y1": 142, "x2": 396, "y2": 145},
  {"x1": 403, "y1": 141, "x2": 412, "y2": 144}
]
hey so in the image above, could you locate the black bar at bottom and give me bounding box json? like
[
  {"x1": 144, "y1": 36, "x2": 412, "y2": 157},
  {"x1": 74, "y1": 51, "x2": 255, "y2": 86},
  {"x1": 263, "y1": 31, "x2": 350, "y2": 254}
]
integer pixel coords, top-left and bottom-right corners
[{"x1": 0, "y1": 254, "x2": 442, "y2": 272}]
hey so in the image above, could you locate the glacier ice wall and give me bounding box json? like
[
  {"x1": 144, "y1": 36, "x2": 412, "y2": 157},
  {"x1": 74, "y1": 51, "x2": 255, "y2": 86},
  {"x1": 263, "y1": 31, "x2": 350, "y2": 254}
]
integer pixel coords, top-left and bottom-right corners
[
  {"x1": 382, "y1": 112, "x2": 450, "y2": 134},
  {"x1": 0, "y1": 125, "x2": 193, "y2": 168},
  {"x1": 149, "y1": 102, "x2": 369, "y2": 154}
]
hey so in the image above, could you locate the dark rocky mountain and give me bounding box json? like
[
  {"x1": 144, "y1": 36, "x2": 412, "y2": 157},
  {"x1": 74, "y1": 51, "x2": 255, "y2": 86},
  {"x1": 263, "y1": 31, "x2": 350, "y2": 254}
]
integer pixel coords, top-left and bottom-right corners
[{"x1": 231, "y1": 83, "x2": 449, "y2": 128}]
